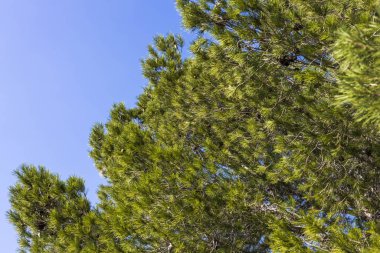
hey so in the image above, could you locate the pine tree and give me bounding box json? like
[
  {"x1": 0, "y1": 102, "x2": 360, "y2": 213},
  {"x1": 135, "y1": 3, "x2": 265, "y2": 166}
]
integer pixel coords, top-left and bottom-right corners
[
  {"x1": 8, "y1": 165, "x2": 104, "y2": 253},
  {"x1": 9, "y1": 1, "x2": 380, "y2": 252}
]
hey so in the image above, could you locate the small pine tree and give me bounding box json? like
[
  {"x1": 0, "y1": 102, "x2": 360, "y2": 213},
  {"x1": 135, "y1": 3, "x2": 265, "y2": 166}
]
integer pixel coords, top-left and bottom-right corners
[{"x1": 8, "y1": 165, "x2": 103, "y2": 253}]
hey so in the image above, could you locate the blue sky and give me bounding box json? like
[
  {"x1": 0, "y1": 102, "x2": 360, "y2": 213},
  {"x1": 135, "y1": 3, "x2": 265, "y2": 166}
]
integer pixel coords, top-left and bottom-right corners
[{"x1": 0, "y1": 1, "x2": 192, "y2": 251}]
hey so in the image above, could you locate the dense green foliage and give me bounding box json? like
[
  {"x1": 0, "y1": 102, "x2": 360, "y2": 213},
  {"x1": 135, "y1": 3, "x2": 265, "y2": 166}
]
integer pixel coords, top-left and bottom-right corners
[
  {"x1": 8, "y1": 166, "x2": 102, "y2": 252},
  {"x1": 9, "y1": 1, "x2": 380, "y2": 252}
]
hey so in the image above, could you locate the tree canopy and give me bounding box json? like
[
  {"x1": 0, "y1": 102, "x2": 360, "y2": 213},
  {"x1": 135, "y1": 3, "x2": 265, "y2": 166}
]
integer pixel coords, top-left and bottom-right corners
[{"x1": 8, "y1": 0, "x2": 380, "y2": 252}]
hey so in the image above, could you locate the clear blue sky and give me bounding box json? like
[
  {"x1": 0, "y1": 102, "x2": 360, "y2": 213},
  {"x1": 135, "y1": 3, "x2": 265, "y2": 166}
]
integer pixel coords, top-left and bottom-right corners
[{"x1": 0, "y1": 1, "x2": 192, "y2": 251}]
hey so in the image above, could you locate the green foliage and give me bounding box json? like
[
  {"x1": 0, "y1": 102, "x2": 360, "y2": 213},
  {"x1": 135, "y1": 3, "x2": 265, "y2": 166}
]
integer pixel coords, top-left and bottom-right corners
[
  {"x1": 333, "y1": 18, "x2": 380, "y2": 129},
  {"x1": 8, "y1": 165, "x2": 103, "y2": 253},
  {"x1": 8, "y1": 1, "x2": 380, "y2": 252}
]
